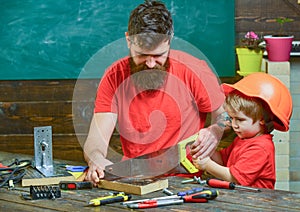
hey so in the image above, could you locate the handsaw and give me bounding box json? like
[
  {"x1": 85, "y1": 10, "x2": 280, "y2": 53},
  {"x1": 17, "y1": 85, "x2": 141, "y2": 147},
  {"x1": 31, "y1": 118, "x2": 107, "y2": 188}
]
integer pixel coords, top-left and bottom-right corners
[{"x1": 104, "y1": 133, "x2": 199, "y2": 180}]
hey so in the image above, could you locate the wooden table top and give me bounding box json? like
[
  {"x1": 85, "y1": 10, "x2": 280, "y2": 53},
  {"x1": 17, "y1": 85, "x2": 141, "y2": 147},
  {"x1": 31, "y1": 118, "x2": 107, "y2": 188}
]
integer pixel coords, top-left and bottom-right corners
[{"x1": 1, "y1": 151, "x2": 300, "y2": 211}]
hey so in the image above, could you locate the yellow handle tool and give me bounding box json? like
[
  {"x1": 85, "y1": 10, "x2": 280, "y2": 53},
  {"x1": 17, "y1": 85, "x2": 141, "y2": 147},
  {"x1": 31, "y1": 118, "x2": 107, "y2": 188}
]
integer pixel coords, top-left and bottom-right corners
[{"x1": 88, "y1": 192, "x2": 132, "y2": 206}]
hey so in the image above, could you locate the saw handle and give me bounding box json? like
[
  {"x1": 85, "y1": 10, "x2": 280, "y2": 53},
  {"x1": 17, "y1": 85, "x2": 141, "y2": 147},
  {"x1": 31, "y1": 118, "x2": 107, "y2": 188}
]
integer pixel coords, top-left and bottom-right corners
[{"x1": 178, "y1": 133, "x2": 199, "y2": 173}]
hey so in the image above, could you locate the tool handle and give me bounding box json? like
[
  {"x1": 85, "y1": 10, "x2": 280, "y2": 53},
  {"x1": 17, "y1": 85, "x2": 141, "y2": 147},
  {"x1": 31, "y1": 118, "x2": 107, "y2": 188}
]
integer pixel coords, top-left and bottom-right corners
[
  {"x1": 59, "y1": 181, "x2": 92, "y2": 190},
  {"x1": 177, "y1": 187, "x2": 204, "y2": 196},
  {"x1": 193, "y1": 190, "x2": 219, "y2": 200},
  {"x1": 127, "y1": 199, "x2": 183, "y2": 209},
  {"x1": 178, "y1": 133, "x2": 199, "y2": 173},
  {"x1": 183, "y1": 193, "x2": 208, "y2": 203},
  {"x1": 90, "y1": 194, "x2": 131, "y2": 206},
  {"x1": 99, "y1": 196, "x2": 126, "y2": 205},
  {"x1": 66, "y1": 165, "x2": 88, "y2": 172},
  {"x1": 207, "y1": 179, "x2": 235, "y2": 189}
]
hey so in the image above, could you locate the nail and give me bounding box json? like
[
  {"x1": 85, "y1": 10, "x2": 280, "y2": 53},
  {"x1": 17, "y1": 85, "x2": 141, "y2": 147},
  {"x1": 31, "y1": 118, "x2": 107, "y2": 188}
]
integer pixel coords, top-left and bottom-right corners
[
  {"x1": 162, "y1": 188, "x2": 174, "y2": 196},
  {"x1": 181, "y1": 178, "x2": 195, "y2": 184}
]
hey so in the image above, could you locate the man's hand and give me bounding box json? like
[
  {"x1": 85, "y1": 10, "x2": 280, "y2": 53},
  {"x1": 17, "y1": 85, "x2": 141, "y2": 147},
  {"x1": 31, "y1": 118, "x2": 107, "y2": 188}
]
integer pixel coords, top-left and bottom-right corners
[
  {"x1": 84, "y1": 160, "x2": 105, "y2": 186},
  {"x1": 190, "y1": 124, "x2": 223, "y2": 160}
]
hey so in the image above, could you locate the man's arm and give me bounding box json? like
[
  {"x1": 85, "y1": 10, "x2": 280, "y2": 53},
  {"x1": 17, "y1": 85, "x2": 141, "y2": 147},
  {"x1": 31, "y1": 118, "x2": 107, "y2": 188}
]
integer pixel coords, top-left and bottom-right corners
[{"x1": 84, "y1": 112, "x2": 117, "y2": 185}]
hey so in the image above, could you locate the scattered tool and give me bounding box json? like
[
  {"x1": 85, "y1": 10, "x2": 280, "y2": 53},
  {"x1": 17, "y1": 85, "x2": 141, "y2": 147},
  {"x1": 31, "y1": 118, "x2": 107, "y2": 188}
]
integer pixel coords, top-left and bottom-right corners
[
  {"x1": 65, "y1": 166, "x2": 88, "y2": 172},
  {"x1": 121, "y1": 194, "x2": 180, "y2": 205},
  {"x1": 123, "y1": 188, "x2": 217, "y2": 208},
  {"x1": 177, "y1": 187, "x2": 204, "y2": 196},
  {"x1": 181, "y1": 176, "x2": 204, "y2": 185},
  {"x1": 162, "y1": 188, "x2": 174, "y2": 196},
  {"x1": 178, "y1": 187, "x2": 219, "y2": 200},
  {"x1": 125, "y1": 191, "x2": 211, "y2": 209},
  {"x1": 0, "y1": 159, "x2": 31, "y2": 189},
  {"x1": 33, "y1": 126, "x2": 56, "y2": 177},
  {"x1": 22, "y1": 185, "x2": 61, "y2": 200},
  {"x1": 59, "y1": 181, "x2": 93, "y2": 190},
  {"x1": 88, "y1": 192, "x2": 131, "y2": 206},
  {"x1": 182, "y1": 177, "x2": 261, "y2": 192},
  {"x1": 206, "y1": 178, "x2": 261, "y2": 192},
  {"x1": 127, "y1": 199, "x2": 184, "y2": 209}
]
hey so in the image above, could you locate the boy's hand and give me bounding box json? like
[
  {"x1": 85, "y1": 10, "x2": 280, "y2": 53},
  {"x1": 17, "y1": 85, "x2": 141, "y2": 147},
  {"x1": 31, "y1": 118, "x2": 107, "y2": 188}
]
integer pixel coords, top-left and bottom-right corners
[{"x1": 192, "y1": 156, "x2": 212, "y2": 171}]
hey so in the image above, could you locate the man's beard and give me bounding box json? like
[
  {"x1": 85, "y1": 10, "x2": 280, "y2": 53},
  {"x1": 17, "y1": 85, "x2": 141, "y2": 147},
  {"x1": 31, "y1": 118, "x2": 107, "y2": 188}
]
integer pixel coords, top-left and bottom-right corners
[{"x1": 129, "y1": 58, "x2": 169, "y2": 91}]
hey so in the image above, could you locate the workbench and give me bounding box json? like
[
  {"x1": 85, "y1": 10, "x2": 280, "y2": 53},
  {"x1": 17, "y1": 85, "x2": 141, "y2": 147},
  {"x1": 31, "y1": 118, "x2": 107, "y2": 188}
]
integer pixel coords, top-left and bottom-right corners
[{"x1": 1, "y1": 151, "x2": 300, "y2": 211}]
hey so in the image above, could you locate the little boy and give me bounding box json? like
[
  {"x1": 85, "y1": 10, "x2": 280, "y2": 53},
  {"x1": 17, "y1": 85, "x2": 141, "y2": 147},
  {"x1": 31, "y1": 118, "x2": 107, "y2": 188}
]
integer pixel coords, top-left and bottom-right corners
[{"x1": 192, "y1": 72, "x2": 292, "y2": 189}]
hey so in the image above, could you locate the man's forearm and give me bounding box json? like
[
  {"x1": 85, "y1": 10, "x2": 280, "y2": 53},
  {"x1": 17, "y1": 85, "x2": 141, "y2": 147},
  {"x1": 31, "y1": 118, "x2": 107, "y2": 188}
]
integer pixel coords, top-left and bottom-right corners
[
  {"x1": 83, "y1": 113, "x2": 117, "y2": 169},
  {"x1": 84, "y1": 140, "x2": 113, "y2": 170},
  {"x1": 207, "y1": 123, "x2": 225, "y2": 144}
]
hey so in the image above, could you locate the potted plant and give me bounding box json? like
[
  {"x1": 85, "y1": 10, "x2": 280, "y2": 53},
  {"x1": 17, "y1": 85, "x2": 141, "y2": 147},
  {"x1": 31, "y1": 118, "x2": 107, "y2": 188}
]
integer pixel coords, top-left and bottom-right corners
[
  {"x1": 236, "y1": 31, "x2": 265, "y2": 76},
  {"x1": 264, "y1": 17, "x2": 294, "y2": 62}
]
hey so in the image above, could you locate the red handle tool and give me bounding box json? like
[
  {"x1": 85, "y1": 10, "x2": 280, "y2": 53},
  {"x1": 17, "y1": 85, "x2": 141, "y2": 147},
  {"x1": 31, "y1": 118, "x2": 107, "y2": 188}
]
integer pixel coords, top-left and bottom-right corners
[
  {"x1": 127, "y1": 199, "x2": 184, "y2": 209},
  {"x1": 206, "y1": 178, "x2": 261, "y2": 192},
  {"x1": 126, "y1": 191, "x2": 211, "y2": 208},
  {"x1": 182, "y1": 193, "x2": 208, "y2": 203}
]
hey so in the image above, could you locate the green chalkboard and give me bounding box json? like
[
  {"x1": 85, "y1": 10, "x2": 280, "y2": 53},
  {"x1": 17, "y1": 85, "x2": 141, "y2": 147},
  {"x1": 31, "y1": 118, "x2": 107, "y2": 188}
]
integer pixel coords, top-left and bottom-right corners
[{"x1": 0, "y1": 0, "x2": 235, "y2": 80}]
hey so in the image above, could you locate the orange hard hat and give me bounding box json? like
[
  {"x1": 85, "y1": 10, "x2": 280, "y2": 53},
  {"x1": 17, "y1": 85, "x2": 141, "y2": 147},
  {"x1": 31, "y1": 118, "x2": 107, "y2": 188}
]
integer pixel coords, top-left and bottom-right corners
[{"x1": 222, "y1": 72, "x2": 292, "y2": 131}]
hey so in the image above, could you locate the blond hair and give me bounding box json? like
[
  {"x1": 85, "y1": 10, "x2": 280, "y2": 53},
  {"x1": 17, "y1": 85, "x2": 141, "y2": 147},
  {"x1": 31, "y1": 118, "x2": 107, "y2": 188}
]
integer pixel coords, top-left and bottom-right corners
[{"x1": 225, "y1": 91, "x2": 272, "y2": 125}]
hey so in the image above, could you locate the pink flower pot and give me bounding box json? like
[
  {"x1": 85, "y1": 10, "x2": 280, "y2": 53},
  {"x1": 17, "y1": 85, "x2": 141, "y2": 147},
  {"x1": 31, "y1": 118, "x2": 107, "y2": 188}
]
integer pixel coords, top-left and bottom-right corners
[{"x1": 264, "y1": 35, "x2": 293, "y2": 62}]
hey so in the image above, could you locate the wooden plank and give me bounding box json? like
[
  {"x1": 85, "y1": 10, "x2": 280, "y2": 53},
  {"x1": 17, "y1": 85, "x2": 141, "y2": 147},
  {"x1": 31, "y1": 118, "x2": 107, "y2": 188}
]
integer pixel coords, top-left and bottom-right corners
[
  {"x1": 98, "y1": 178, "x2": 169, "y2": 195},
  {"x1": 21, "y1": 166, "x2": 75, "y2": 187}
]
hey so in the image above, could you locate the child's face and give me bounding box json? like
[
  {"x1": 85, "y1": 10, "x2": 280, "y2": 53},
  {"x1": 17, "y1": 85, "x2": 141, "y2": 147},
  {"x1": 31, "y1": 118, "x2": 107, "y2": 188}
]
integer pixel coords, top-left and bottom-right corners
[{"x1": 227, "y1": 109, "x2": 264, "y2": 139}]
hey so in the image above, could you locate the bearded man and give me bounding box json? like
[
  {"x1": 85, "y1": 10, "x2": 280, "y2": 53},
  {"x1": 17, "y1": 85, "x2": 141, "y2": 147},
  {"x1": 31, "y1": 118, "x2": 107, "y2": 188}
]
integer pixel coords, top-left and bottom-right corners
[{"x1": 84, "y1": 0, "x2": 226, "y2": 185}]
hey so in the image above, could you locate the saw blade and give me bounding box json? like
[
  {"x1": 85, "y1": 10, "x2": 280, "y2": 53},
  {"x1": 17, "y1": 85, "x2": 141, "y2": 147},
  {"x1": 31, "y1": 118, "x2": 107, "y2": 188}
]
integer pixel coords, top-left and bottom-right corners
[
  {"x1": 104, "y1": 145, "x2": 179, "y2": 180},
  {"x1": 104, "y1": 133, "x2": 199, "y2": 180}
]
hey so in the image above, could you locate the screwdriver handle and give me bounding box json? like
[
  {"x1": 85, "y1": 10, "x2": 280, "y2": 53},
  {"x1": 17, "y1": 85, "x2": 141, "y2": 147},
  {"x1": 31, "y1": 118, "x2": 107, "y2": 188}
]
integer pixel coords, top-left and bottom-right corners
[
  {"x1": 183, "y1": 194, "x2": 208, "y2": 203},
  {"x1": 177, "y1": 187, "x2": 204, "y2": 196},
  {"x1": 98, "y1": 196, "x2": 126, "y2": 205},
  {"x1": 206, "y1": 179, "x2": 235, "y2": 189},
  {"x1": 89, "y1": 193, "x2": 132, "y2": 206}
]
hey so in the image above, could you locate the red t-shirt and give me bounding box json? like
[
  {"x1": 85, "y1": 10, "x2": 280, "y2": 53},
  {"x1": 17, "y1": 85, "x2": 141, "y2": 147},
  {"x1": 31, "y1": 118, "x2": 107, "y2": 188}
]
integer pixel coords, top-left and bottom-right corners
[
  {"x1": 220, "y1": 134, "x2": 275, "y2": 189},
  {"x1": 95, "y1": 49, "x2": 224, "y2": 158}
]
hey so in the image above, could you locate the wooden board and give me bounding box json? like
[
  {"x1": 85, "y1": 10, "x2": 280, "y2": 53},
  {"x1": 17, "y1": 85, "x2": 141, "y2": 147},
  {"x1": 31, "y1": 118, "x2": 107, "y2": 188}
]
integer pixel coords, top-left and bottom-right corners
[
  {"x1": 97, "y1": 178, "x2": 168, "y2": 195},
  {"x1": 22, "y1": 166, "x2": 75, "y2": 187}
]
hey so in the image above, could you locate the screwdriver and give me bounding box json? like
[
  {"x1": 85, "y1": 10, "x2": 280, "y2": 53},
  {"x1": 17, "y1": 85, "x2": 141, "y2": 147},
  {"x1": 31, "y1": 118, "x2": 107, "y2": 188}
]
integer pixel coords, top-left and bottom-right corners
[
  {"x1": 206, "y1": 178, "x2": 261, "y2": 192},
  {"x1": 124, "y1": 189, "x2": 215, "y2": 208},
  {"x1": 181, "y1": 192, "x2": 208, "y2": 203},
  {"x1": 127, "y1": 199, "x2": 184, "y2": 209},
  {"x1": 126, "y1": 192, "x2": 209, "y2": 209},
  {"x1": 177, "y1": 187, "x2": 205, "y2": 196},
  {"x1": 88, "y1": 192, "x2": 132, "y2": 206},
  {"x1": 178, "y1": 188, "x2": 219, "y2": 200}
]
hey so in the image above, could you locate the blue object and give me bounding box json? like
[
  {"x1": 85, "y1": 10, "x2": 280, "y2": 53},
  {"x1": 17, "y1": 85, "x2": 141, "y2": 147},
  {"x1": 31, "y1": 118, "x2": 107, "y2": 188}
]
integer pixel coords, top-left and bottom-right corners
[
  {"x1": 66, "y1": 166, "x2": 88, "y2": 172},
  {"x1": 177, "y1": 187, "x2": 204, "y2": 196}
]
